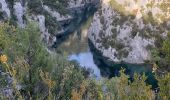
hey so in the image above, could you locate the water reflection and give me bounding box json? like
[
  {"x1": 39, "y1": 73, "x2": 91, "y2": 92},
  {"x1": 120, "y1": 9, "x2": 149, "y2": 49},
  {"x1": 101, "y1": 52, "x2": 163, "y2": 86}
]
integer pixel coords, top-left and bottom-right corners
[
  {"x1": 56, "y1": 15, "x2": 101, "y2": 78},
  {"x1": 68, "y1": 52, "x2": 101, "y2": 78}
]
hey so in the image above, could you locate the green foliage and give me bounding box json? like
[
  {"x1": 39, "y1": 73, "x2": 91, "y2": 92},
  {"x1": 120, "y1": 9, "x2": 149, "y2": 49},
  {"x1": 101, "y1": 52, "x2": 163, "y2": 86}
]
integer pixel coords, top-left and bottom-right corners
[
  {"x1": 117, "y1": 49, "x2": 129, "y2": 59},
  {"x1": 27, "y1": 0, "x2": 44, "y2": 14},
  {"x1": 0, "y1": 22, "x2": 53, "y2": 98},
  {"x1": 43, "y1": 0, "x2": 69, "y2": 15},
  {"x1": 162, "y1": 34, "x2": 170, "y2": 64},
  {"x1": 0, "y1": 11, "x2": 8, "y2": 21},
  {"x1": 0, "y1": 22, "x2": 15, "y2": 50},
  {"x1": 70, "y1": 70, "x2": 154, "y2": 100},
  {"x1": 109, "y1": 0, "x2": 127, "y2": 15},
  {"x1": 102, "y1": 70, "x2": 154, "y2": 100},
  {"x1": 0, "y1": 22, "x2": 170, "y2": 100},
  {"x1": 44, "y1": 11, "x2": 60, "y2": 34},
  {"x1": 151, "y1": 32, "x2": 170, "y2": 69},
  {"x1": 157, "y1": 73, "x2": 170, "y2": 100},
  {"x1": 26, "y1": 0, "x2": 69, "y2": 35},
  {"x1": 0, "y1": 75, "x2": 7, "y2": 88},
  {"x1": 128, "y1": 73, "x2": 153, "y2": 99},
  {"x1": 0, "y1": 22, "x2": 86, "y2": 99},
  {"x1": 51, "y1": 63, "x2": 85, "y2": 99},
  {"x1": 104, "y1": 70, "x2": 129, "y2": 100},
  {"x1": 151, "y1": 32, "x2": 170, "y2": 99},
  {"x1": 27, "y1": 0, "x2": 69, "y2": 15}
]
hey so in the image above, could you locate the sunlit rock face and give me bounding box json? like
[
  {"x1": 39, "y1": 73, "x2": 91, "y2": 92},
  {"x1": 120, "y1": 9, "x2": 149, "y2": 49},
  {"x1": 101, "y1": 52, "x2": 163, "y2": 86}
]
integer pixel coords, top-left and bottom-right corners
[
  {"x1": 109, "y1": 0, "x2": 170, "y2": 22},
  {"x1": 89, "y1": 0, "x2": 170, "y2": 64}
]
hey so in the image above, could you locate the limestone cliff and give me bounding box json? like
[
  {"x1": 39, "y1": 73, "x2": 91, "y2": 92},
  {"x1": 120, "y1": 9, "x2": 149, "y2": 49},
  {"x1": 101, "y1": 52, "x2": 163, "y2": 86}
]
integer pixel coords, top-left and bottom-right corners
[
  {"x1": 0, "y1": 0, "x2": 99, "y2": 46},
  {"x1": 88, "y1": 0, "x2": 170, "y2": 64}
]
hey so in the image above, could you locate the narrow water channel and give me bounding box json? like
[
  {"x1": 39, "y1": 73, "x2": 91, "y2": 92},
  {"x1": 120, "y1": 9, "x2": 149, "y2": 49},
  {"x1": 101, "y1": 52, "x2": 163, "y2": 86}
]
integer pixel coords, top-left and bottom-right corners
[{"x1": 55, "y1": 16, "x2": 101, "y2": 78}]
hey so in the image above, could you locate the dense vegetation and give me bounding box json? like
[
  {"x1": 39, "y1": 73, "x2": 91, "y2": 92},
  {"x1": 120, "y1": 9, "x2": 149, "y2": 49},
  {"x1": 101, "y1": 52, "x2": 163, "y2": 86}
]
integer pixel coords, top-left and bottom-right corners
[
  {"x1": 151, "y1": 33, "x2": 170, "y2": 71},
  {"x1": 0, "y1": 22, "x2": 170, "y2": 100},
  {"x1": 27, "y1": 0, "x2": 69, "y2": 34},
  {"x1": 28, "y1": 0, "x2": 69, "y2": 14}
]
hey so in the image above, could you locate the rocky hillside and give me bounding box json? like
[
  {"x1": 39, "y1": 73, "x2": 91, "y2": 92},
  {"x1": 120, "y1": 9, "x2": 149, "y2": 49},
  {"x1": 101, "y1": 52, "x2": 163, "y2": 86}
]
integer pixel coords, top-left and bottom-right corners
[
  {"x1": 1, "y1": 0, "x2": 169, "y2": 64},
  {"x1": 0, "y1": 0, "x2": 99, "y2": 46},
  {"x1": 89, "y1": 0, "x2": 170, "y2": 64}
]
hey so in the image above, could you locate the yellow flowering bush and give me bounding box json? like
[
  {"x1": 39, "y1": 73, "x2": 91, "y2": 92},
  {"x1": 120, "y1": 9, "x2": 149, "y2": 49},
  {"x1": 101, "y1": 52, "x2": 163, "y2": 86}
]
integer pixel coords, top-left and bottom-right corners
[
  {"x1": 0, "y1": 55, "x2": 8, "y2": 63},
  {"x1": 40, "y1": 69, "x2": 56, "y2": 99}
]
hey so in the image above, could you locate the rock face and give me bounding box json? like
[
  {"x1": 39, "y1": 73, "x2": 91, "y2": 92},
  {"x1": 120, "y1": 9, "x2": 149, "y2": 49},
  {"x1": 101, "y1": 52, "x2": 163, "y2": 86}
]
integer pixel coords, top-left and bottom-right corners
[
  {"x1": 0, "y1": 0, "x2": 99, "y2": 46},
  {"x1": 14, "y1": 2, "x2": 25, "y2": 28},
  {"x1": 1, "y1": 0, "x2": 169, "y2": 64},
  {"x1": 0, "y1": 0, "x2": 10, "y2": 18},
  {"x1": 88, "y1": 0, "x2": 170, "y2": 64}
]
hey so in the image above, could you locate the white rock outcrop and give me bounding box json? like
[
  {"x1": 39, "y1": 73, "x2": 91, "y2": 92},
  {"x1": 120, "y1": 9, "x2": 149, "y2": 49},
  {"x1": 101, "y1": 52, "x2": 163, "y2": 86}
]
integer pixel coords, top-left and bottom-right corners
[
  {"x1": 14, "y1": 2, "x2": 25, "y2": 28},
  {"x1": 88, "y1": 0, "x2": 169, "y2": 64},
  {"x1": 0, "y1": 0, "x2": 11, "y2": 18}
]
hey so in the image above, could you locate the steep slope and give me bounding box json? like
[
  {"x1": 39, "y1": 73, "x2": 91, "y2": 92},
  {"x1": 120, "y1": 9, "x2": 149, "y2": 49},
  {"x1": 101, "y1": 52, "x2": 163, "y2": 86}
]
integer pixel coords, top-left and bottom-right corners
[
  {"x1": 89, "y1": 0, "x2": 170, "y2": 64},
  {"x1": 0, "y1": 0, "x2": 99, "y2": 46}
]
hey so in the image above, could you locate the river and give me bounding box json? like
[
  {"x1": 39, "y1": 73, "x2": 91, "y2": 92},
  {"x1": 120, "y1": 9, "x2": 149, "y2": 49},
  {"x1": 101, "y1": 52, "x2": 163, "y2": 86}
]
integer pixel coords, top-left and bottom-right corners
[
  {"x1": 55, "y1": 16, "x2": 101, "y2": 78},
  {"x1": 54, "y1": 6, "x2": 158, "y2": 89}
]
